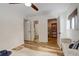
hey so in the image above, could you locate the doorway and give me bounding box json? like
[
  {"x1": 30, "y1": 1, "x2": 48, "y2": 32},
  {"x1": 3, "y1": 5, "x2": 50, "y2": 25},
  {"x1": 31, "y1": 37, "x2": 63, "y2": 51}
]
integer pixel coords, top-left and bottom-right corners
[
  {"x1": 24, "y1": 20, "x2": 31, "y2": 41},
  {"x1": 48, "y1": 19, "x2": 58, "y2": 45}
]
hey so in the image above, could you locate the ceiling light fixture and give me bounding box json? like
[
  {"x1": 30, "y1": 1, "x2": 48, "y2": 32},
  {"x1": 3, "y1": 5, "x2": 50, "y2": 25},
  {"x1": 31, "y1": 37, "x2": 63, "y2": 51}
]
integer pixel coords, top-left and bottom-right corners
[{"x1": 25, "y1": 3, "x2": 31, "y2": 7}]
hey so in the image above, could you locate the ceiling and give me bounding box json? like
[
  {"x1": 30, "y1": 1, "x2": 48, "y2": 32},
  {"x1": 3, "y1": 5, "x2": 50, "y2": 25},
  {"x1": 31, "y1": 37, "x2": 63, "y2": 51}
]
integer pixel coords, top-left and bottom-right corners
[{"x1": 0, "y1": 3, "x2": 78, "y2": 18}]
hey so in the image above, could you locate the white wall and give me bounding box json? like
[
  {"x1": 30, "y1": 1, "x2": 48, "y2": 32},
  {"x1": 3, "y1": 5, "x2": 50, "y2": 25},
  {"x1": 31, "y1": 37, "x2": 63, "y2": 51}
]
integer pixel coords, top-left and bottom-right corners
[
  {"x1": 39, "y1": 16, "x2": 48, "y2": 42},
  {"x1": 59, "y1": 13, "x2": 67, "y2": 39},
  {"x1": 60, "y1": 4, "x2": 79, "y2": 42},
  {"x1": 0, "y1": 5, "x2": 24, "y2": 50}
]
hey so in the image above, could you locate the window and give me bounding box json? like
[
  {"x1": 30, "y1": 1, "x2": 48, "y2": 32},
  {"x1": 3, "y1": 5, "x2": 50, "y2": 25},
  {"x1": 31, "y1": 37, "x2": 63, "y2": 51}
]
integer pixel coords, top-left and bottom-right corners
[
  {"x1": 71, "y1": 17, "x2": 75, "y2": 29},
  {"x1": 67, "y1": 19, "x2": 70, "y2": 29},
  {"x1": 67, "y1": 8, "x2": 77, "y2": 30}
]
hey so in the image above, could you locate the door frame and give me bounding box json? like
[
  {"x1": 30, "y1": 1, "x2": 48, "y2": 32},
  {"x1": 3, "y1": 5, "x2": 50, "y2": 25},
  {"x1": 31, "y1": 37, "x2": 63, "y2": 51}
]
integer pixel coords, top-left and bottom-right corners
[
  {"x1": 57, "y1": 17, "x2": 61, "y2": 49},
  {"x1": 24, "y1": 19, "x2": 31, "y2": 41},
  {"x1": 47, "y1": 18, "x2": 61, "y2": 48},
  {"x1": 48, "y1": 18, "x2": 57, "y2": 42}
]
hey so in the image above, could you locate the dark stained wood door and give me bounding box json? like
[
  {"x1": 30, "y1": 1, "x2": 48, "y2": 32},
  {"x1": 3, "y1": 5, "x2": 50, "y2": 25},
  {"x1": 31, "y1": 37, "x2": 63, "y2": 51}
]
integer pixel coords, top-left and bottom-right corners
[
  {"x1": 48, "y1": 19, "x2": 59, "y2": 47},
  {"x1": 48, "y1": 19, "x2": 57, "y2": 39},
  {"x1": 51, "y1": 23, "x2": 57, "y2": 38}
]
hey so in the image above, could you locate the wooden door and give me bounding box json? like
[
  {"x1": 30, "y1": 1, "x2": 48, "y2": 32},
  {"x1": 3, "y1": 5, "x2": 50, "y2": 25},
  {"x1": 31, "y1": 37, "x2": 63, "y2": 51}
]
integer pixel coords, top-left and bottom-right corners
[
  {"x1": 51, "y1": 23, "x2": 57, "y2": 38},
  {"x1": 48, "y1": 19, "x2": 57, "y2": 39}
]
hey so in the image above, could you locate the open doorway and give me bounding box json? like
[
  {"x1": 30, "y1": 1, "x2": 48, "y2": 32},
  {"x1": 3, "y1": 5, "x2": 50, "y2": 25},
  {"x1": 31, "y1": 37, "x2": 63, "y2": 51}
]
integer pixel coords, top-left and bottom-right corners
[
  {"x1": 48, "y1": 18, "x2": 58, "y2": 45},
  {"x1": 24, "y1": 20, "x2": 31, "y2": 42}
]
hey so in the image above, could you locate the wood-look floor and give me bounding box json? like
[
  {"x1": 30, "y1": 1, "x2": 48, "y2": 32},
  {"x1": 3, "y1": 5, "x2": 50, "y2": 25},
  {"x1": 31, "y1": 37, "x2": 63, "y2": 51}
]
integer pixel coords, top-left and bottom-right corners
[
  {"x1": 23, "y1": 38, "x2": 64, "y2": 56},
  {"x1": 12, "y1": 38, "x2": 64, "y2": 56}
]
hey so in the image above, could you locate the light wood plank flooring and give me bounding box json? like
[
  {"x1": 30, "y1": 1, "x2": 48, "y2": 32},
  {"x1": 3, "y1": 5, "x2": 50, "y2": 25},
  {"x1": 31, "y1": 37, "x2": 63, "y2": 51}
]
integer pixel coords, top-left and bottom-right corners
[
  {"x1": 24, "y1": 39, "x2": 64, "y2": 56},
  {"x1": 12, "y1": 38, "x2": 64, "y2": 56}
]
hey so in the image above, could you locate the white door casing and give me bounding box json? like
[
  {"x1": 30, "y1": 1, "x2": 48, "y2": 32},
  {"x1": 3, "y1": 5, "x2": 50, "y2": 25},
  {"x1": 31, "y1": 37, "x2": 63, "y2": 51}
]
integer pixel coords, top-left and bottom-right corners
[
  {"x1": 57, "y1": 17, "x2": 61, "y2": 49},
  {"x1": 24, "y1": 20, "x2": 31, "y2": 41}
]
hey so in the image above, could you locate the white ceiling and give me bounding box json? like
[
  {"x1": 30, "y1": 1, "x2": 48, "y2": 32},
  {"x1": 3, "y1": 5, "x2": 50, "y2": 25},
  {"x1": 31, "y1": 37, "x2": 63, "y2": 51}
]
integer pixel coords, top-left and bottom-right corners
[{"x1": 0, "y1": 3, "x2": 78, "y2": 18}]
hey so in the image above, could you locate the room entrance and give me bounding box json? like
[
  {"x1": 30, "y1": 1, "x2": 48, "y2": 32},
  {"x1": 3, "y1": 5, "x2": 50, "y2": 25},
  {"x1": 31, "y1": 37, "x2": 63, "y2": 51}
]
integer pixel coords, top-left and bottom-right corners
[
  {"x1": 24, "y1": 20, "x2": 31, "y2": 41},
  {"x1": 48, "y1": 19, "x2": 58, "y2": 45}
]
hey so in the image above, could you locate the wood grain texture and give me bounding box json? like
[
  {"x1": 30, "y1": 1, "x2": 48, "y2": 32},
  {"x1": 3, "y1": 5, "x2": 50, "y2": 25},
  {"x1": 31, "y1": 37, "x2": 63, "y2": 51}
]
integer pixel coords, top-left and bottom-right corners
[{"x1": 24, "y1": 40, "x2": 64, "y2": 56}]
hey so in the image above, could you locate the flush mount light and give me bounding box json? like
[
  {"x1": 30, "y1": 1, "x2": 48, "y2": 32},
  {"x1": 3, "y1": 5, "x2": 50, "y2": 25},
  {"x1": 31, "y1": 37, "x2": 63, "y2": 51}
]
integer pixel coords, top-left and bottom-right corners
[{"x1": 25, "y1": 3, "x2": 32, "y2": 7}]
